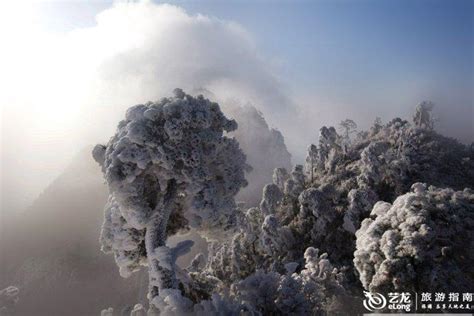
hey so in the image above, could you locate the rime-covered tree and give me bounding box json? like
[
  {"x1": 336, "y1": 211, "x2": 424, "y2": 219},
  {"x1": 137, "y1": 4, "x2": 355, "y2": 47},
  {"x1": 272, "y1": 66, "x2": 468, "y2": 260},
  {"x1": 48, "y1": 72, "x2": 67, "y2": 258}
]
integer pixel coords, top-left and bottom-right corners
[
  {"x1": 338, "y1": 119, "x2": 357, "y2": 140},
  {"x1": 95, "y1": 101, "x2": 473, "y2": 315},
  {"x1": 354, "y1": 183, "x2": 474, "y2": 294},
  {"x1": 413, "y1": 100, "x2": 435, "y2": 129},
  {"x1": 189, "y1": 90, "x2": 293, "y2": 207},
  {"x1": 93, "y1": 89, "x2": 248, "y2": 311},
  {"x1": 193, "y1": 102, "x2": 472, "y2": 314}
]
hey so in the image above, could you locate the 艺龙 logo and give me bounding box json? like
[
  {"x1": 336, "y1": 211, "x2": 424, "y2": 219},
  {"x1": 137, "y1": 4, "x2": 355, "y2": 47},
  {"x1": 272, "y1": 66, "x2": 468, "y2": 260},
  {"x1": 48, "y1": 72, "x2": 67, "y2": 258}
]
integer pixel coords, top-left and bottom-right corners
[{"x1": 363, "y1": 291, "x2": 387, "y2": 311}]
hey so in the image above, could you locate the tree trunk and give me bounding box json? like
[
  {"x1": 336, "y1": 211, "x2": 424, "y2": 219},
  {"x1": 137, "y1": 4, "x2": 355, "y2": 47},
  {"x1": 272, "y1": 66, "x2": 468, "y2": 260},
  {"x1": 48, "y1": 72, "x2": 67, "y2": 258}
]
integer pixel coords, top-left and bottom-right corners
[{"x1": 145, "y1": 179, "x2": 178, "y2": 303}]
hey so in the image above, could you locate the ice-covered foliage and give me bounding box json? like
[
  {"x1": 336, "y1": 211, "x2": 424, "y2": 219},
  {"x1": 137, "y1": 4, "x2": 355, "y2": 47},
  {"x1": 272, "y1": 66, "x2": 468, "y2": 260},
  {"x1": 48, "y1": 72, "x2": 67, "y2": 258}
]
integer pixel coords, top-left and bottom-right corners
[
  {"x1": 300, "y1": 108, "x2": 471, "y2": 267},
  {"x1": 354, "y1": 183, "x2": 474, "y2": 293},
  {"x1": 227, "y1": 247, "x2": 350, "y2": 315},
  {"x1": 93, "y1": 89, "x2": 248, "y2": 310},
  {"x1": 95, "y1": 102, "x2": 473, "y2": 314},
  {"x1": 100, "y1": 196, "x2": 146, "y2": 277},
  {"x1": 0, "y1": 286, "x2": 19, "y2": 315},
  {"x1": 413, "y1": 100, "x2": 435, "y2": 130},
  {"x1": 260, "y1": 184, "x2": 283, "y2": 215},
  {"x1": 339, "y1": 119, "x2": 357, "y2": 140},
  {"x1": 283, "y1": 165, "x2": 305, "y2": 198},
  {"x1": 187, "y1": 103, "x2": 472, "y2": 314},
  {"x1": 338, "y1": 119, "x2": 357, "y2": 152},
  {"x1": 176, "y1": 247, "x2": 350, "y2": 315}
]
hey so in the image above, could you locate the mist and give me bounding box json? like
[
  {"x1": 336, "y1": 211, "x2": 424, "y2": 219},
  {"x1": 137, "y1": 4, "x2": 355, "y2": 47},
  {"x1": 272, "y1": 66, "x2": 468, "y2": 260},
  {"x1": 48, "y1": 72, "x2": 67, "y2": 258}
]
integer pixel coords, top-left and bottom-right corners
[
  {"x1": 2, "y1": 1, "x2": 472, "y2": 215},
  {"x1": 1, "y1": 2, "x2": 293, "y2": 214}
]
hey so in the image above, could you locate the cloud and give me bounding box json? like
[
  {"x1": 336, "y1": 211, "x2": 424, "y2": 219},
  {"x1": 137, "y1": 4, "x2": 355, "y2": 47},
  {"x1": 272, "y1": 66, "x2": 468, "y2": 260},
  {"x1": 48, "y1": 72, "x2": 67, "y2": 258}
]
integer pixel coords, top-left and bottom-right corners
[
  {"x1": 74, "y1": 2, "x2": 295, "y2": 142},
  {"x1": 5, "y1": 0, "x2": 470, "y2": 214},
  {"x1": 1, "y1": 1, "x2": 298, "y2": 212}
]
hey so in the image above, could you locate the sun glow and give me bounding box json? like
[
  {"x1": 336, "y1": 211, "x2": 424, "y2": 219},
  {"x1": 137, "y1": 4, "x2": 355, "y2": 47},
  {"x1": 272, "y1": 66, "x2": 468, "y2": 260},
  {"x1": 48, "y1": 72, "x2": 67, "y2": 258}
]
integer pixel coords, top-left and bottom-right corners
[
  {"x1": 0, "y1": 1, "x2": 102, "y2": 211},
  {"x1": 0, "y1": 1, "x2": 98, "y2": 131}
]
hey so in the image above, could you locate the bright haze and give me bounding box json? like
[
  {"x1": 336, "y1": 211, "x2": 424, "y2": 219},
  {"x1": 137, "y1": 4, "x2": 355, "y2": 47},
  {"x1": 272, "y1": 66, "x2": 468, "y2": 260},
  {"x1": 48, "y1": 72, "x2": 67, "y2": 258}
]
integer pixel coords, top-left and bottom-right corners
[{"x1": 1, "y1": 0, "x2": 472, "y2": 214}]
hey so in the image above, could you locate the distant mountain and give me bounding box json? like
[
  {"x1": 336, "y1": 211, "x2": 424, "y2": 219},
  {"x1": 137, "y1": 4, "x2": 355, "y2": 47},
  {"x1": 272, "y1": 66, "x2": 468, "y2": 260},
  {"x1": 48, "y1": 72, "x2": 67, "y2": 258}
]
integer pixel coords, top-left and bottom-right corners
[
  {"x1": 0, "y1": 104, "x2": 292, "y2": 315},
  {"x1": 1, "y1": 147, "x2": 145, "y2": 316},
  {"x1": 229, "y1": 105, "x2": 292, "y2": 206}
]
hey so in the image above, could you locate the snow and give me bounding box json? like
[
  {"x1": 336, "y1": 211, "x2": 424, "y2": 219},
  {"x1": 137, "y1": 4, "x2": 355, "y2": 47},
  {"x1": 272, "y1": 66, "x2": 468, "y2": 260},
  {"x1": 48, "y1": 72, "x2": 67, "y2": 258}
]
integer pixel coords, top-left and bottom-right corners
[
  {"x1": 94, "y1": 89, "x2": 248, "y2": 310},
  {"x1": 94, "y1": 100, "x2": 473, "y2": 314}
]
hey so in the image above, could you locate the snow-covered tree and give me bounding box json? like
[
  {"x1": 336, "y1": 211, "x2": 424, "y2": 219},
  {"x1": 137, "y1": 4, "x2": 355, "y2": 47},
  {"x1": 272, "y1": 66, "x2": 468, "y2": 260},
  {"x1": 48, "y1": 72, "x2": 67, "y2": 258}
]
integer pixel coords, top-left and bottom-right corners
[
  {"x1": 94, "y1": 101, "x2": 473, "y2": 314},
  {"x1": 339, "y1": 119, "x2": 357, "y2": 140},
  {"x1": 354, "y1": 183, "x2": 474, "y2": 293},
  {"x1": 272, "y1": 167, "x2": 289, "y2": 191},
  {"x1": 188, "y1": 90, "x2": 292, "y2": 208},
  {"x1": 304, "y1": 144, "x2": 318, "y2": 183},
  {"x1": 93, "y1": 89, "x2": 248, "y2": 311},
  {"x1": 197, "y1": 102, "x2": 473, "y2": 313},
  {"x1": 413, "y1": 100, "x2": 435, "y2": 129},
  {"x1": 260, "y1": 184, "x2": 283, "y2": 216}
]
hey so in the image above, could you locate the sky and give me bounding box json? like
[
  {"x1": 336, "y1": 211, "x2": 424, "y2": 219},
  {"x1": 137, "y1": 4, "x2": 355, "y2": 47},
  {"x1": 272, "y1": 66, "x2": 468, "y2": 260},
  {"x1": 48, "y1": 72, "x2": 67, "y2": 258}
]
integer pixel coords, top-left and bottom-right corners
[
  {"x1": 182, "y1": 0, "x2": 473, "y2": 136},
  {"x1": 32, "y1": 0, "x2": 474, "y2": 109},
  {"x1": 0, "y1": 0, "x2": 472, "y2": 214}
]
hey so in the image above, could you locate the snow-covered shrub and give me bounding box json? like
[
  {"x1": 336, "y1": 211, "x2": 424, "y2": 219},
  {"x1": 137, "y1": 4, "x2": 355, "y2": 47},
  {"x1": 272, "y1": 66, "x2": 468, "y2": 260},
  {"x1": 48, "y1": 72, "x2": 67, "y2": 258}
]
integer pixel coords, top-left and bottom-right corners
[
  {"x1": 229, "y1": 247, "x2": 351, "y2": 315},
  {"x1": 354, "y1": 183, "x2": 474, "y2": 293},
  {"x1": 93, "y1": 89, "x2": 248, "y2": 311},
  {"x1": 186, "y1": 247, "x2": 351, "y2": 315}
]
